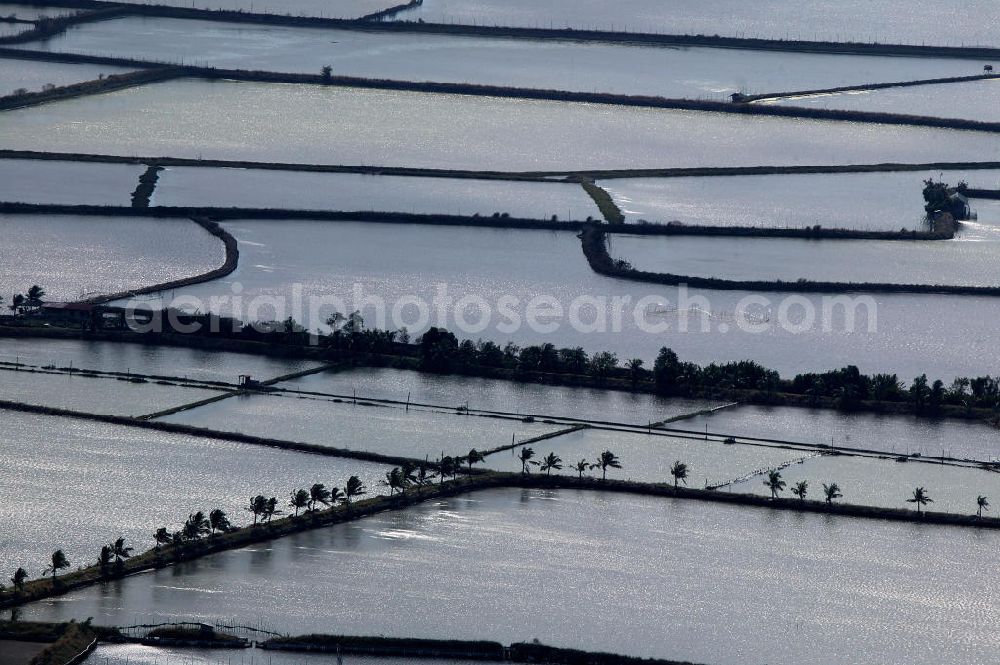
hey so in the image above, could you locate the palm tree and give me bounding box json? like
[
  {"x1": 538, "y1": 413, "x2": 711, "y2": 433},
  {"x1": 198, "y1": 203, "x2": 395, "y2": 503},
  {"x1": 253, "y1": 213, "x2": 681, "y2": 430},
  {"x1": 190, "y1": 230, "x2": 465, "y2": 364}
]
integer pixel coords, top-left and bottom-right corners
[
  {"x1": 791, "y1": 480, "x2": 809, "y2": 501},
  {"x1": 112, "y1": 537, "x2": 133, "y2": 570},
  {"x1": 183, "y1": 511, "x2": 210, "y2": 540},
  {"x1": 25, "y1": 285, "x2": 45, "y2": 308},
  {"x1": 595, "y1": 450, "x2": 622, "y2": 480},
  {"x1": 97, "y1": 545, "x2": 113, "y2": 578},
  {"x1": 670, "y1": 461, "x2": 689, "y2": 487},
  {"x1": 977, "y1": 495, "x2": 990, "y2": 518},
  {"x1": 907, "y1": 487, "x2": 933, "y2": 515},
  {"x1": 538, "y1": 452, "x2": 563, "y2": 475},
  {"x1": 382, "y1": 467, "x2": 405, "y2": 496},
  {"x1": 763, "y1": 470, "x2": 786, "y2": 498},
  {"x1": 10, "y1": 568, "x2": 27, "y2": 594},
  {"x1": 264, "y1": 497, "x2": 281, "y2": 522},
  {"x1": 289, "y1": 489, "x2": 310, "y2": 516},
  {"x1": 823, "y1": 482, "x2": 843, "y2": 504},
  {"x1": 438, "y1": 456, "x2": 456, "y2": 483},
  {"x1": 343, "y1": 476, "x2": 367, "y2": 506},
  {"x1": 154, "y1": 527, "x2": 171, "y2": 549},
  {"x1": 44, "y1": 550, "x2": 69, "y2": 584},
  {"x1": 246, "y1": 495, "x2": 268, "y2": 525},
  {"x1": 209, "y1": 509, "x2": 232, "y2": 535},
  {"x1": 328, "y1": 486, "x2": 345, "y2": 505},
  {"x1": 308, "y1": 483, "x2": 332, "y2": 512},
  {"x1": 572, "y1": 459, "x2": 590, "y2": 478},
  {"x1": 467, "y1": 449, "x2": 485, "y2": 470},
  {"x1": 414, "y1": 464, "x2": 436, "y2": 487},
  {"x1": 518, "y1": 447, "x2": 536, "y2": 474}
]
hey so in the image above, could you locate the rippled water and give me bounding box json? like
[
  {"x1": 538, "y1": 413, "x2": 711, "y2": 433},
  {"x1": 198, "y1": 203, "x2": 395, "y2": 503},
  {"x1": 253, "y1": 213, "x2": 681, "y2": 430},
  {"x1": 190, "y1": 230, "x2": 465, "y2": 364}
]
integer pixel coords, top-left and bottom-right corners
[
  {"x1": 106, "y1": 0, "x2": 393, "y2": 18},
  {"x1": 612, "y1": 234, "x2": 1000, "y2": 286},
  {"x1": 0, "y1": 214, "x2": 224, "y2": 301},
  {"x1": 0, "y1": 158, "x2": 142, "y2": 205},
  {"x1": 396, "y1": 0, "x2": 1000, "y2": 46},
  {"x1": 4, "y1": 79, "x2": 1000, "y2": 170},
  {"x1": 0, "y1": 57, "x2": 132, "y2": 96},
  {"x1": 484, "y1": 426, "x2": 803, "y2": 486},
  {"x1": 682, "y1": 404, "x2": 1000, "y2": 461},
  {"x1": 87, "y1": 645, "x2": 481, "y2": 665},
  {"x1": 118, "y1": 220, "x2": 1000, "y2": 380},
  {"x1": 152, "y1": 167, "x2": 598, "y2": 219},
  {"x1": 0, "y1": 337, "x2": 320, "y2": 383},
  {"x1": 732, "y1": 453, "x2": 1000, "y2": 514},
  {"x1": 0, "y1": 409, "x2": 390, "y2": 570},
  {"x1": 767, "y1": 79, "x2": 1000, "y2": 123},
  {"x1": 158, "y1": 392, "x2": 560, "y2": 458},
  {"x1": 600, "y1": 169, "x2": 1000, "y2": 229},
  {"x1": 16, "y1": 17, "x2": 980, "y2": 99},
  {"x1": 16, "y1": 489, "x2": 1000, "y2": 665},
  {"x1": 0, "y1": 367, "x2": 225, "y2": 416},
  {"x1": 279, "y1": 367, "x2": 722, "y2": 425}
]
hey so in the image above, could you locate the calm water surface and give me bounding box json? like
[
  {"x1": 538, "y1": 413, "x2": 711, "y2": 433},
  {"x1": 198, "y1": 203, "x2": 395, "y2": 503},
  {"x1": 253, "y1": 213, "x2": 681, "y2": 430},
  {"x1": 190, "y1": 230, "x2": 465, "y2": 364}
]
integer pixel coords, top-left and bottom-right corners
[
  {"x1": 106, "y1": 0, "x2": 393, "y2": 18},
  {"x1": 600, "y1": 169, "x2": 1000, "y2": 229},
  {"x1": 280, "y1": 367, "x2": 722, "y2": 425},
  {"x1": 0, "y1": 410, "x2": 390, "y2": 570},
  {"x1": 0, "y1": 214, "x2": 223, "y2": 301},
  {"x1": 0, "y1": 158, "x2": 142, "y2": 205},
  {"x1": 396, "y1": 0, "x2": 1000, "y2": 46},
  {"x1": 152, "y1": 167, "x2": 598, "y2": 219},
  {"x1": 4, "y1": 80, "x2": 1000, "y2": 170},
  {"x1": 0, "y1": 367, "x2": 225, "y2": 416},
  {"x1": 0, "y1": 3, "x2": 78, "y2": 19},
  {"x1": 0, "y1": 57, "x2": 132, "y2": 96},
  {"x1": 158, "y1": 392, "x2": 561, "y2": 458},
  {"x1": 611, "y1": 234, "x2": 1000, "y2": 286},
  {"x1": 119, "y1": 220, "x2": 1000, "y2": 380},
  {"x1": 0, "y1": 337, "x2": 321, "y2": 383},
  {"x1": 768, "y1": 79, "x2": 1000, "y2": 123},
  {"x1": 16, "y1": 489, "x2": 1000, "y2": 665},
  {"x1": 19, "y1": 17, "x2": 979, "y2": 98}
]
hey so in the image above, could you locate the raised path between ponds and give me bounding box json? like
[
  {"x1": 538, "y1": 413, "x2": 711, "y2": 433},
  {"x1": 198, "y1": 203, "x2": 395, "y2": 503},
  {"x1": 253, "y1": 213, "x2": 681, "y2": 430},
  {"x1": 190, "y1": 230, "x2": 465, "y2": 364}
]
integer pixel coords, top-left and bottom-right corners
[
  {"x1": 3, "y1": 472, "x2": 999, "y2": 613},
  {"x1": 10, "y1": 0, "x2": 1000, "y2": 60}
]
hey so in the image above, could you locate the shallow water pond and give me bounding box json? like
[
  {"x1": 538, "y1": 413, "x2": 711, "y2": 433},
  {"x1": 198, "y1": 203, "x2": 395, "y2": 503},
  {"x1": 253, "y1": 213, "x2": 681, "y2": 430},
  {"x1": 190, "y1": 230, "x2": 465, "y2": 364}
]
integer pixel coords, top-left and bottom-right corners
[
  {"x1": 15, "y1": 488, "x2": 1000, "y2": 665},
  {"x1": 0, "y1": 158, "x2": 142, "y2": 205},
  {"x1": 0, "y1": 56, "x2": 133, "y2": 97},
  {"x1": 0, "y1": 409, "x2": 391, "y2": 571}
]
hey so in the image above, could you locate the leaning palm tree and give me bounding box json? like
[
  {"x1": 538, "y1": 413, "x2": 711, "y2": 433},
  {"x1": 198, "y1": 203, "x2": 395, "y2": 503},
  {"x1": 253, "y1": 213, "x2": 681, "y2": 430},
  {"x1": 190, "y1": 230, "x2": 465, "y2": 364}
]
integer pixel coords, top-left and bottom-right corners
[
  {"x1": 414, "y1": 464, "x2": 436, "y2": 487},
  {"x1": 595, "y1": 450, "x2": 622, "y2": 480},
  {"x1": 44, "y1": 550, "x2": 69, "y2": 584},
  {"x1": 791, "y1": 480, "x2": 809, "y2": 502},
  {"x1": 764, "y1": 470, "x2": 786, "y2": 498},
  {"x1": 308, "y1": 483, "x2": 333, "y2": 512},
  {"x1": 154, "y1": 527, "x2": 171, "y2": 549},
  {"x1": 10, "y1": 567, "x2": 27, "y2": 594},
  {"x1": 381, "y1": 467, "x2": 405, "y2": 496},
  {"x1": 183, "y1": 511, "x2": 210, "y2": 540},
  {"x1": 823, "y1": 482, "x2": 843, "y2": 504},
  {"x1": 977, "y1": 495, "x2": 990, "y2": 518},
  {"x1": 572, "y1": 459, "x2": 590, "y2": 478},
  {"x1": 289, "y1": 489, "x2": 310, "y2": 517},
  {"x1": 343, "y1": 476, "x2": 367, "y2": 505},
  {"x1": 438, "y1": 457, "x2": 456, "y2": 483},
  {"x1": 208, "y1": 509, "x2": 232, "y2": 535},
  {"x1": 539, "y1": 452, "x2": 563, "y2": 475},
  {"x1": 97, "y1": 545, "x2": 113, "y2": 578},
  {"x1": 518, "y1": 447, "x2": 536, "y2": 474},
  {"x1": 328, "y1": 486, "x2": 345, "y2": 506},
  {"x1": 670, "y1": 461, "x2": 689, "y2": 487},
  {"x1": 264, "y1": 497, "x2": 281, "y2": 522},
  {"x1": 907, "y1": 487, "x2": 933, "y2": 515},
  {"x1": 246, "y1": 495, "x2": 268, "y2": 525},
  {"x1": 112, "y1": 537, "x2": 133, "y2": 570}
]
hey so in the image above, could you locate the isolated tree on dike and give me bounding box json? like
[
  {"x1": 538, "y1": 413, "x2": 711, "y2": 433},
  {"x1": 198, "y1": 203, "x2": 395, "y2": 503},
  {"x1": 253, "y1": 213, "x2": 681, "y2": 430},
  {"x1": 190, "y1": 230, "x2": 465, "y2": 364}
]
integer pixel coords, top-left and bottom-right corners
[
  {"x1": 978, "y1": 495, "x2": 990, "y2": 518},
  {"x1": 344, "y1": 476, "x2": 367, "y2": 506},
  {"x1": 10, "y1": 567, "x2": 27, "y2": 594},
  {"x1": 44, "y1": 550, "x2": 69, "y2": 584},
  {"x1": 518, "y1": 447, "x2": 536, "y2": 474},
  {"x1": 595, "y1": 450, "x2": 621, "y2": 480},
  {"x1": 112, "y1": 537, "x2": 133, "y2": 570},
  {"x1": 572, "y1": 459, "x2": 590, "y2": 478},
  {"x1": 907, "y1": 487, "x2": 933, "y2": 515},
  {"x1": 467, "y1": 449, "x2": 485, "y2": 470},
  {"x1": 823, "y1": 482, "x2": 843, "y2": 505},
  {"x1": 670, "y1": 461, "x2": 688, "y2": 487},
  {"x1": 791, "y1": 480, "x2": 809, "y2": 502},
  {"x1": 247, "y1": 495, "x2": 268, "y2": 525},
  {"x1": 289, "y1": 489, "x2": 310, "y2": 517},
  {"x1": 764, "y1": 470, "x2": 786, "y2": 499},
  {"x1": 209, "y1": 509, "x2": 232, "y2": 535}
]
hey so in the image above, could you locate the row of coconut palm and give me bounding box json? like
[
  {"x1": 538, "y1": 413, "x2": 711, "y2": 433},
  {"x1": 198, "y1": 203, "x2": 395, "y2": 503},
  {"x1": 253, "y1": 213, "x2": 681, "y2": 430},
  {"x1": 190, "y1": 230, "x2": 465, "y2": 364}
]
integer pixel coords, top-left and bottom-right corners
[
  {"x1": 761, "y1": 469, "x2": 991, "y2": 516},
  {"x1": 515, "y1": 448, "x2": 623, "y2": 479}
]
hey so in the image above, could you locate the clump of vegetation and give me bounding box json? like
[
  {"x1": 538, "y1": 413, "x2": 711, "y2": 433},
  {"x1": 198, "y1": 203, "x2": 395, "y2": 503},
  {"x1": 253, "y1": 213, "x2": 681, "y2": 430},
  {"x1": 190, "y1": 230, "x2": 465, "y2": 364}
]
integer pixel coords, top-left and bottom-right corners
[{"x1": 922, "y1": 178, "x2": 969, "y2": 218}]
